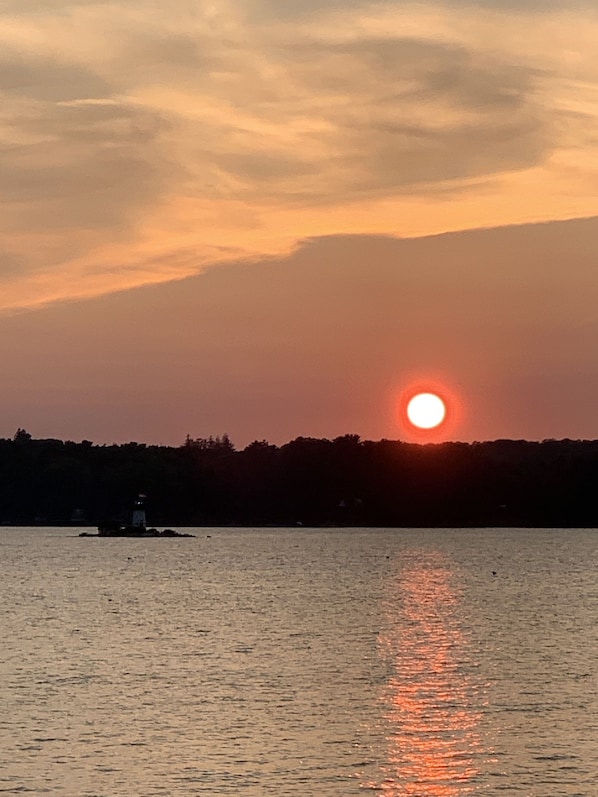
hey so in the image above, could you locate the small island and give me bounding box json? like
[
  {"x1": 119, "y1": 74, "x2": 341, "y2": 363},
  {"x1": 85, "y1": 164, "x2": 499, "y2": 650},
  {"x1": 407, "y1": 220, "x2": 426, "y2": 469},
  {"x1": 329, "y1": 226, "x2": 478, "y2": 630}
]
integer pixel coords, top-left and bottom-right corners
[{"x1": 79, "y1": 496, "x2": 195, "y2": 538}]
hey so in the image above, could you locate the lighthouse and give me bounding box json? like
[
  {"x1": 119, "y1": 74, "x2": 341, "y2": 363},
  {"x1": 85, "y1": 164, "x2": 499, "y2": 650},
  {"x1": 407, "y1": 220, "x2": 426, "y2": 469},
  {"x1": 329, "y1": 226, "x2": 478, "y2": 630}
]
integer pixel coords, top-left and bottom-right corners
[{"x1": 132, "y1": 495, "x2": 147, "y2": 528}]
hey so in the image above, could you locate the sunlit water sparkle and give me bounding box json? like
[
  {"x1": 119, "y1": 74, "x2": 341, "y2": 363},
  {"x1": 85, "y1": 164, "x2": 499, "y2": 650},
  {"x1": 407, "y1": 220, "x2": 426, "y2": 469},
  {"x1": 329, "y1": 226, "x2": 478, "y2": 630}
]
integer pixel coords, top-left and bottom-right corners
[{"x1": 1, "y1": 527, "x2": 596, "y2": 796}]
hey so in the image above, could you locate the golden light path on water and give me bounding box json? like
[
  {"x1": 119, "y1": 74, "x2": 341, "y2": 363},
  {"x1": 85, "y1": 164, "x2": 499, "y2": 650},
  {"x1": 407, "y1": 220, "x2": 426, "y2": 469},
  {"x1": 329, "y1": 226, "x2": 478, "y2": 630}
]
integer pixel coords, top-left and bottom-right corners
[{"x1": 366, "y1": 552, "x2": 486, "y2": 796}]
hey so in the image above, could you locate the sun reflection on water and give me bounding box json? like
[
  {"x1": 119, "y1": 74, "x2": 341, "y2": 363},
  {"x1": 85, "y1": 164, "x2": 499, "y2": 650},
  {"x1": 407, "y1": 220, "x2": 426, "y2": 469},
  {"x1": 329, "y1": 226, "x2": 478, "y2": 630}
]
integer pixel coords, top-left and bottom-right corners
[{"x1": 368, "y1": 552, "x2": 484, "y2": 796}]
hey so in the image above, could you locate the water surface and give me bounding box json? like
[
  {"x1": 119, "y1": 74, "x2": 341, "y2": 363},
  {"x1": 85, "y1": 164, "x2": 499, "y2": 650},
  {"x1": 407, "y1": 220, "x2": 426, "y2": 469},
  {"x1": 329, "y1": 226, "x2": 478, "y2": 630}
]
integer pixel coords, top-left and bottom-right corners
[{"x1": 1, "y1": 527, "x2": 596, "y2": 796}]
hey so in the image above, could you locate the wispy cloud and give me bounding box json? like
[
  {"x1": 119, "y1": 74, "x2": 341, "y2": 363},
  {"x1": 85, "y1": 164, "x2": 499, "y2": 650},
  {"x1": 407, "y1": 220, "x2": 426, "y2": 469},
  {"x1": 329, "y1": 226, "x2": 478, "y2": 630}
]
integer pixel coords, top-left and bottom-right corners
[{"x1": 1, "y1": 0, "x2": 597, "y2": 310}]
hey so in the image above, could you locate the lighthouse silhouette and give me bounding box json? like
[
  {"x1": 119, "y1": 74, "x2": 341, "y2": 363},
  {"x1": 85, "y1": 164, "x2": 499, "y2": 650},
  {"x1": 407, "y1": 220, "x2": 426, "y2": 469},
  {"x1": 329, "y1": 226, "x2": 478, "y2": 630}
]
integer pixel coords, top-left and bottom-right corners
[{"x1": 132, "y1": 495, "x2": 147, "y2": 528}]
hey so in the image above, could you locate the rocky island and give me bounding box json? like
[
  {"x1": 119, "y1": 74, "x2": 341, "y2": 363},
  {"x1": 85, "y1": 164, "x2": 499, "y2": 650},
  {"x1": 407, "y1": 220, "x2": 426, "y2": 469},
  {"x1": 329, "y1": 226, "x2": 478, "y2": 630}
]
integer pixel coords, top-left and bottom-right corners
[{"x1": 79, "y1": 496, "x2": 195, "y2": 538}]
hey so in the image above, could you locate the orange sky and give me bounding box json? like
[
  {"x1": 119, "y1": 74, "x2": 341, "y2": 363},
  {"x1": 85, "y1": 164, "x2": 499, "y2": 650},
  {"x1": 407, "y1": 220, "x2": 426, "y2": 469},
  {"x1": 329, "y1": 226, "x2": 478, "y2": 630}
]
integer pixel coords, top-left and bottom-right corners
[{"x1": 1, "y1": 1, "x2": 597, "y2": 445}]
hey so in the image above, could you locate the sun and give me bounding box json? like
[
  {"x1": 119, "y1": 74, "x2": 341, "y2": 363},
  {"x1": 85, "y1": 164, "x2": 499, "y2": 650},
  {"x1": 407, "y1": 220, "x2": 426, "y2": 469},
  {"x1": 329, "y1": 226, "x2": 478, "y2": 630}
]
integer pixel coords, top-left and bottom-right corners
[
  {"x1": 396, "y1": 378, "x2": 461, "y2": 440},
  {"x1": 406, "y1": 392, "x2": 446, "y2": 430}
]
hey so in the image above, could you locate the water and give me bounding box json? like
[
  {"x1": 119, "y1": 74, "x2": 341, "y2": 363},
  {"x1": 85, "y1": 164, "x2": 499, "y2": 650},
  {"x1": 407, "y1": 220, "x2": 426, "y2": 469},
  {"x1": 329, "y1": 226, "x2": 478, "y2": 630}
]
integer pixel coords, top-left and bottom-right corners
[{"x1": 0, "y1": 527, "x2": 596, "y2": 796}]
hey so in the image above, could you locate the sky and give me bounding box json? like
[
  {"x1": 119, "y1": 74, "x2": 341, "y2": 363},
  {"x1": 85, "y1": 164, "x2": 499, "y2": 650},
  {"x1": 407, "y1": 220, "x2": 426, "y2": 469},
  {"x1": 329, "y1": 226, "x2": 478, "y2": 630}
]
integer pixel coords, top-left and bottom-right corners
[{"x1": 1, "y1": 0, "x2": 597, "y2": 446}]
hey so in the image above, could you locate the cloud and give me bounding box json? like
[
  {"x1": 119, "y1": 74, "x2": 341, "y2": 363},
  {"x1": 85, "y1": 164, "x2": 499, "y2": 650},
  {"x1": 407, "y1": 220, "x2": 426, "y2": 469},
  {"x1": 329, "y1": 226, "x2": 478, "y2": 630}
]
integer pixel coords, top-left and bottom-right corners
[
  {"x1": 280, "y1": 38, "x2": 548, "y2": 195},
  {"x1": 0, "y1": 247, "x2": 25, "y2": 276},
  {"x1": 4, "y1": 0, "x2": 595, "y2": 12},
  {"x1": 2, "y1": 99, "x2": 169, "y2": 225},
  {"x1": 0, "y1": 48, "x2": 108, "y2": 101},
  {"x1": 1, "y1": 0, "x2": 598, "y2": 311},
  {"x1": 249, "y1": 0, "x2": 598, "y2": 20}
]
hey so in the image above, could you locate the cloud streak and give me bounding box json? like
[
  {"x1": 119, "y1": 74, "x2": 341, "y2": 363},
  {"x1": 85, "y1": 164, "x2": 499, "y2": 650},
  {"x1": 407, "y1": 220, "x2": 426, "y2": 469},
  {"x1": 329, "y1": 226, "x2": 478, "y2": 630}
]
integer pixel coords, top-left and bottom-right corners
[{"x1": 1, "y1": 0, "x2": 597, "y2": 310}]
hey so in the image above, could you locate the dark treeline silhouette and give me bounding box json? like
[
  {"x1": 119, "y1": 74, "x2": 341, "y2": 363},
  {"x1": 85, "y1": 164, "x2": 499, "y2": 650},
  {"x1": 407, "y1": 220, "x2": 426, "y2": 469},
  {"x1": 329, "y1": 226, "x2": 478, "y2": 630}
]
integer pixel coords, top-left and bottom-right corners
[{"x1": 1, "y1": 429, "x2": 597, "y2": 527}]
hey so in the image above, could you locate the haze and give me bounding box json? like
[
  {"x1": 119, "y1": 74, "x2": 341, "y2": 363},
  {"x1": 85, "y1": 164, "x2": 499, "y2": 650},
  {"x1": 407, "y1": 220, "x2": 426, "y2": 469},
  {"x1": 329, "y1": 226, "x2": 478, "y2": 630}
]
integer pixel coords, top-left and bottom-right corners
[{"x1": 1, "y1": 0, "x2": 597, "y2": 446}]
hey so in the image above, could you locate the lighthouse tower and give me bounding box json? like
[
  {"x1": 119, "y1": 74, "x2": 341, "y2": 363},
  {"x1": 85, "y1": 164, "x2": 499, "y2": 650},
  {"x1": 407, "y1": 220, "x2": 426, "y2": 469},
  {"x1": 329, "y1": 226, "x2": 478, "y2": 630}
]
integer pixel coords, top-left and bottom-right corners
[{"x1": 132, "y1": 495, "x2": 147, "y2": 528}]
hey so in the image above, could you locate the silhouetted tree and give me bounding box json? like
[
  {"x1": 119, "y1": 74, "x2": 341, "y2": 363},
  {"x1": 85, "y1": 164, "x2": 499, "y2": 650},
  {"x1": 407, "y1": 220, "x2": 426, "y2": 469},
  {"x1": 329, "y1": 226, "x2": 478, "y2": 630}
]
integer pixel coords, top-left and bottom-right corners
[{"x1": 0, "y1": 432, "x2": 597, "y2": 527}]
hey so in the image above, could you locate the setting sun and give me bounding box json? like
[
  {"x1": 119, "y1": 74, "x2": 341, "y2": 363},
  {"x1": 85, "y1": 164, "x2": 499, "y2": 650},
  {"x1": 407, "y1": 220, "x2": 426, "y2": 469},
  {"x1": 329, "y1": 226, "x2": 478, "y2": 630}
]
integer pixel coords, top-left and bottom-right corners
[
  {"x1": 406, "y1": 393, "x2": 446, "y2": 430},
  {"x1": 397, "y1": 380, "x2": 461, "y2": 441}
]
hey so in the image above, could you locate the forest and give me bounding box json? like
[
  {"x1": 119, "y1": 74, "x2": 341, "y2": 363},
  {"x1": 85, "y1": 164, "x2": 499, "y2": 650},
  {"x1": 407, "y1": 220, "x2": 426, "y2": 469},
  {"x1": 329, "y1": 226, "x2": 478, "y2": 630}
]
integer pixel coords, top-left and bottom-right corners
[{"x1": 1, "y1": 428, "x2": 597, "y2": 528}]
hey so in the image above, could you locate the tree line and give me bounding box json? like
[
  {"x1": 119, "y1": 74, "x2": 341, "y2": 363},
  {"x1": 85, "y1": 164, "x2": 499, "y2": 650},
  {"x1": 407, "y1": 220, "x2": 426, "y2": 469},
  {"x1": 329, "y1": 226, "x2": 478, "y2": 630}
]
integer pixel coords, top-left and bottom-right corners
[{"x1": 1, "y1": 429, "x2": 597, "y2": 527}]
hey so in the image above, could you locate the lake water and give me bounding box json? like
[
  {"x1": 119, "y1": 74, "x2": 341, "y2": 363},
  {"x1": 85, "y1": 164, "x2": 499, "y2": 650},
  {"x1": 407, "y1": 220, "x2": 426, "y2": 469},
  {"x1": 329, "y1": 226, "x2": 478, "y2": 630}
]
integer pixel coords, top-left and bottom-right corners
[{"x1": 0, "y1": 527, "x2": 596, "y2": 796}]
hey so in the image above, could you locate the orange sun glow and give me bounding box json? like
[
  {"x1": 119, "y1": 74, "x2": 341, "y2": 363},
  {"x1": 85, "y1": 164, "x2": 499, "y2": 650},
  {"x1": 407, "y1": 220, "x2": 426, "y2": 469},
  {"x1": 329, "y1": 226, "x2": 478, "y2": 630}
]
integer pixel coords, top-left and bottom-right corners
[{"x1": 397, "y1": 380, "x2": 461, "y2": 441}]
